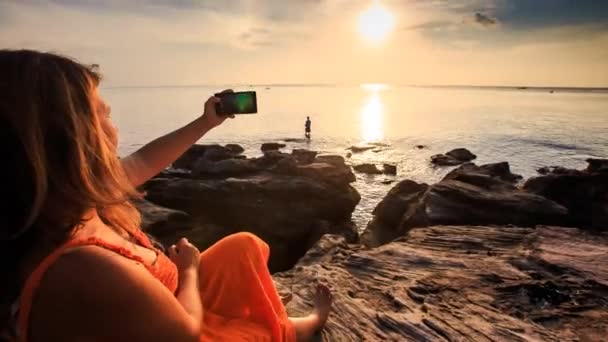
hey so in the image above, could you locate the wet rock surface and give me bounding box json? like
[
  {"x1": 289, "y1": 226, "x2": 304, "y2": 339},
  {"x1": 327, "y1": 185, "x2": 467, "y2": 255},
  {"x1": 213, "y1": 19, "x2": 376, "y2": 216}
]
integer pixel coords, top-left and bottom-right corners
[{"x1": 274, "y1": 226, "x2": 608, "y2": 341}]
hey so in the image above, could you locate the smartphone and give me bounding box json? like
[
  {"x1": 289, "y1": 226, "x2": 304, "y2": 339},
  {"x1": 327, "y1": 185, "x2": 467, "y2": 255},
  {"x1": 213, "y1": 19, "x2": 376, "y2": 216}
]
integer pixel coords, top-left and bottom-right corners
[{"x1": 215, "y1": 91, "x2": 257, "y2": 115}]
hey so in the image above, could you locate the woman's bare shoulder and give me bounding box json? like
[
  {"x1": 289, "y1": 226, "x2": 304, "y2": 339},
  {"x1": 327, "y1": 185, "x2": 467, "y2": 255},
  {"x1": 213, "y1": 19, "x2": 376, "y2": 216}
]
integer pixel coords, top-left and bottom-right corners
[{"x1": 29, "y1": 246, "x2": 197, "y2": 341}]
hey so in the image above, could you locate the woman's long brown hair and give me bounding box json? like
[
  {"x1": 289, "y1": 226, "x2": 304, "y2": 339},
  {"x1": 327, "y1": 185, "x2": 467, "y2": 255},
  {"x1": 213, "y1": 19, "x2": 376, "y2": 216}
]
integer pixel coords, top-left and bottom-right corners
[{"x1": 0, "y1": 50, "x2": 141, "y2": 335}]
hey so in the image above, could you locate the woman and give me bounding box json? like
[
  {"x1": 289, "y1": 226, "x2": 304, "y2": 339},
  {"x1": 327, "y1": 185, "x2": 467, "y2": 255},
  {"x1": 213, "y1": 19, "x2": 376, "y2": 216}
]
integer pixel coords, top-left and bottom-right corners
[{"x1": 0, "y1": 50, "x2": 332, "y2": 341}]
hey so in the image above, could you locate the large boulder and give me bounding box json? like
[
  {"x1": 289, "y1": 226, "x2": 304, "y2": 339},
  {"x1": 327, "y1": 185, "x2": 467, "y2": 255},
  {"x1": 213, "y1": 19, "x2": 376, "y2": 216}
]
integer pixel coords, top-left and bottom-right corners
[
  {"x1": 426, "y1": 180, "x2": 567, "y2": 226},
  {"x1": 524, "y1": 159, "x2": 608, "y2": 230},
  {"x1": 363, "y1": 162, "x2": 568, "y2": 247},
  {"x1": 431, "y1": 148, "x2": 477, "y2": 166},
  {"x1": 145, "y1": 175, "x2": 360, "y2": 233},
  {"x1": 275, "y1": 227, "x2": 608, "y2": 341},
  {"x1": 144, "y1": 173, "x2": 360, "y2": 271},
  {"x1": 145, "y1": 144, "x2": 360, "y2": 271}
]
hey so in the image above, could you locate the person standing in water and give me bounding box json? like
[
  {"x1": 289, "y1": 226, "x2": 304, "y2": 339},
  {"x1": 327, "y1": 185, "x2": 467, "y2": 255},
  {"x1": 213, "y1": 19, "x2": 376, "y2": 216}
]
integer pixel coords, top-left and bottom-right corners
[{"x1": 305, "y1": 116, "x2": 312, "y2": 140}]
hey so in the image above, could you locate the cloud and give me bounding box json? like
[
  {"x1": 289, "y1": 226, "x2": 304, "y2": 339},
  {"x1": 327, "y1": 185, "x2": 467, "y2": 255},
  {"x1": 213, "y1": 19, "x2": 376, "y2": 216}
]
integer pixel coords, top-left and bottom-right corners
[
  {"x1": 239, "y1": 27, "x2": 277, "y2": 47},
  {"x1": 20, "y1": 0, "x2": 328, "y2": 23},
  {"x1": 473, "y1": 12, "x2": 498, "y2": 27},
  {"x1": 406, "y1": 21, "x2": 457, "y2": 32}
]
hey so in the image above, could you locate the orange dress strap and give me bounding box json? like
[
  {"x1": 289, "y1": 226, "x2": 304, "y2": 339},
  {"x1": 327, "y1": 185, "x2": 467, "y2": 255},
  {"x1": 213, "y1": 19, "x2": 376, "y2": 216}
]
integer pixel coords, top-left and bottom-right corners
[{"x1": 17, "y1": 236, "x2": 150, "y2": 342}]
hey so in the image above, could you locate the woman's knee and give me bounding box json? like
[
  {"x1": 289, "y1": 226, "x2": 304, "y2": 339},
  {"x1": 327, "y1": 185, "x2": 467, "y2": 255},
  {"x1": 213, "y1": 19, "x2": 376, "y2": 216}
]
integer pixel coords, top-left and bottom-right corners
[
  {"x1": 211, "y1": 232, "x2": 269, "y2": 261},
  {"x1": 223, "y1": 232, "x2": 265, "y2": 250}
]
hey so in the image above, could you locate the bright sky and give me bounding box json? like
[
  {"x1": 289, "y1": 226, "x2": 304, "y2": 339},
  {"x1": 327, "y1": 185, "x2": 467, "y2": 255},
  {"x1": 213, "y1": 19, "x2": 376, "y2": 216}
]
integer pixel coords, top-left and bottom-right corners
[{"x1": 1, "y1": 0, "x2": 607, "y2": 87}]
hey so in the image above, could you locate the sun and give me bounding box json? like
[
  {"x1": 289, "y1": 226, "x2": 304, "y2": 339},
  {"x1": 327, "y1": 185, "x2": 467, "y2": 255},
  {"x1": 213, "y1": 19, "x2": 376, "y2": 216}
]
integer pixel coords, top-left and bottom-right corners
[{"x1": 357, "y1": 3, "x2": 395, "y2": 43}]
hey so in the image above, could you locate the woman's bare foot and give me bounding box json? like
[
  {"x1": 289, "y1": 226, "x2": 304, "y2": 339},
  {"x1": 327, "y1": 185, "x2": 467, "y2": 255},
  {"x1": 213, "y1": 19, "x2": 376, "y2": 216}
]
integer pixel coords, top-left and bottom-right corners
[
  {"x1": 289, "y1": 284, "x2": 333, "y2": 341},
  {"x1": 311, "y1": 284, "x2": 332, "y2": 326}
]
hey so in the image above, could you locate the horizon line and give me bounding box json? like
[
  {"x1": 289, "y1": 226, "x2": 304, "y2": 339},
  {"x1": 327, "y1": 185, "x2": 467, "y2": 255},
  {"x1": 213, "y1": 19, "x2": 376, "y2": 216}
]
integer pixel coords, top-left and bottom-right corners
[{"x1": 102, "y1": 83, "x2": 608, "y2": 91}]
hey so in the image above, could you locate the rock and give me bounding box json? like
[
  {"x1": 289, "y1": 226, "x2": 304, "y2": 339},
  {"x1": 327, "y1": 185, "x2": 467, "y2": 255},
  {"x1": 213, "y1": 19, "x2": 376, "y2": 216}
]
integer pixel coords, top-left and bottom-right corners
[
  {"x1": 173, "y1": 144, "x2": 240, "y2": 169},
  {"x1": 270, "y1": 157, "x2": 298, "y2": 174},
  {"x1": 253, "y1": 150, "x2": 291, "y2": 169},
  {"x1": 144, "y1": 174, "x2": 360, "y2": 271},
  {"x1": 361, "y1": 180, "x2": 429, "y2": 247},
  {"x1": 430, "y1": 154, "x2": 463, "y2": 166},
  {"x1": 348, "y1": 145, "x2": 375, "y2": 153},
  {"x1": 202, "y1": 144, "x2": 237, "y2": 161},
  {"x1": 224, "y1": 144, "x2": 245, "y2": 155},
  {"x1": 157, "y1": 168, "x2": 192, "y2": 178},
  {"x1": 134, "y1": 199, "x2": 196, "y2": 238},
  {"x1": 282, "y1": 138, "x2": 307, "y2": 143},
  {"x1": 524, "y1": 166, "x2": 608, "y2": 230},
  {"x1": 363, "y1": 172, "x2": 568, "y2": 247},
  {"x1": 266, "y1": 154, "x2": 355, "y2": 187},
  {"x1": 537, "y1": 166, "x2": 580, "y2": 176},
  {"x1": 353, "y1": 163, "x2": 383, "y2": 175},
  {"x1": 172, "y1": 144, "x2": 207, "y2": 169},
  {"x1": 382, "y1": 163, "x2": 397, "y2": 175},
  {"x1": 426, "y1": 180, "x2": 568, "y2": 226},
  {"x1": 292, "y1": 149, "x2": 317, "y2": 165},
  {"x1": 292, "y1": 163, "x2": 356, "y2": 187},
  {"x1": 315, "y1": 155, "x2": 346, "y2": 168},
  {"x1": 431, "y1": 148, "x2": 477, "y2": 166},
  {"x1": 446, "y1": 148, "x2": 477, "y2": 161},
  {"x1": 415, "y1": 145, "x2": 426, "y2": 149},
  {"x1": 443, "y1": 162, "x2": 522, "y2": 190},
  {"x1": 275, "y1": 226, "x2": 608, "y2": 341},
  {"x1": 381, "y1": 179, "x2": 394, "y2": 185},
  {"x1": 193, "y1": 158, "x2": 259, "y2": 177},
  {"x1": 586, "y1": 158, "x2": 608, "y2": 173},
  {"x1": 261, "y1": 142, "x2": 286, "y2": 152},
  {"x1": 345, "y1": 152, "x2": 352, "y2": 158}
]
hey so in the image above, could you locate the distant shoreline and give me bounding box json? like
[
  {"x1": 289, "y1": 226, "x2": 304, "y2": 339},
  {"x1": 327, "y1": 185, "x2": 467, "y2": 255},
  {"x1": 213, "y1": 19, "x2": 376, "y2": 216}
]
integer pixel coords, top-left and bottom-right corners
[{"x1": 103, "y1": 83, "x2": 608, "y2": 94}]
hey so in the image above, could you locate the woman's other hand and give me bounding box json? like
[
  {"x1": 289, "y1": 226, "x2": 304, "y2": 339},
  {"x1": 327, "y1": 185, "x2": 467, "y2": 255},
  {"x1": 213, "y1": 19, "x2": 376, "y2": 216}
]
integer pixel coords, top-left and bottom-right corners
[
  {"x1": 200, "y1": 89, "x2": 235, "y2": 129},
  {"x1": 169, "y1": 238, "x2": 201, "y2": 274}
]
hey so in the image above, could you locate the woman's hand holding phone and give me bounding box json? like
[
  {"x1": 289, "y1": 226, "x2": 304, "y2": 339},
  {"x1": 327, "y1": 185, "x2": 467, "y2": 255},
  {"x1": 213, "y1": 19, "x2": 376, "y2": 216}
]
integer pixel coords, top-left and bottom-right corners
[{"x1": 200, "y1": 89, "x2": 235, "y2": 129}]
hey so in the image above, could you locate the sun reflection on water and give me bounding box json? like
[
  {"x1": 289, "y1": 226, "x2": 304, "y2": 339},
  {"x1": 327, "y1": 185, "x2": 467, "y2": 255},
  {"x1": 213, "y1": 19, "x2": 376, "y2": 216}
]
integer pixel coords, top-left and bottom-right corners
[{"x1": 359, "y1": 84, "x2": 386, "y2": 142}]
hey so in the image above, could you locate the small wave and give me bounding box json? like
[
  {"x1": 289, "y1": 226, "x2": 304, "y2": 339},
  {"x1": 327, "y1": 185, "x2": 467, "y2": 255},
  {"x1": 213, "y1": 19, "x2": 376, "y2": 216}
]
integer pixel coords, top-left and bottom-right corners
[{"x1": 503, "y1": 137, "x2": 591, "y2": 152}]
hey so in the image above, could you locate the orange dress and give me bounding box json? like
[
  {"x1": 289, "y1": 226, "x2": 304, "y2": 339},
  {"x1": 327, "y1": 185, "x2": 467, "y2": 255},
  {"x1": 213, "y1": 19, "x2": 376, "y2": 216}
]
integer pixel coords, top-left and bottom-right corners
[{"x1": 17, "y1": 230, "x2": 295, "y2": 342}]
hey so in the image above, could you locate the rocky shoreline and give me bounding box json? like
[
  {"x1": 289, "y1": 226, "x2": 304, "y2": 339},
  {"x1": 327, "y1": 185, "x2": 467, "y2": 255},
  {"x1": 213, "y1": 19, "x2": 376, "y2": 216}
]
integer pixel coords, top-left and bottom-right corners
[
  {"x1": 138, "y1": 144, "x2": 608, "y2": 340},
  {"x1": 139, "y1": 143, "x2": 360, "y2": 272}
]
